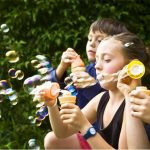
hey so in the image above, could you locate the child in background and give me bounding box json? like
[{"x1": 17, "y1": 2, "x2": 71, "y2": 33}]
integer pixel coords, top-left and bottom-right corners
[
  {"x1": 44, "y1": 18, "x2": 129, "y2": 149},
  {"x1": 41, "y1": 32, "x2": 150, "y2": 149}
]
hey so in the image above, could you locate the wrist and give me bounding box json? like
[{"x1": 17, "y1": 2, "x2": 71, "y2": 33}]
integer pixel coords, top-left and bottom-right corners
[
  {"x1": 80, "y1": 123, "x2": 92, "y2": 135},
  {"x1": 81, "y1": 126, "x2": 97, "y2": 140},
  {"x1": 59, "y1": 62, "x2": 70, "y2": 70},
  {"x1": 47, "y1": 99, "x2": 58, "y2": 108}
]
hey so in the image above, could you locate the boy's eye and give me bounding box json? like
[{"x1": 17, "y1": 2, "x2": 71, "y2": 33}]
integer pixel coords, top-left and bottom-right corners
[
  {"x1": 98, "y1": 40, "x2": 102, "y2": 43},
  {"x1": 104, "y1": 59, "x2": 111, "y2": 63}
]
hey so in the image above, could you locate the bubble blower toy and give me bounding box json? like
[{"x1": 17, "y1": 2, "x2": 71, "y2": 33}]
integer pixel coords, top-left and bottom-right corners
[{"x1": 126, "y1": 59, "x2": 145, "y2": 79}]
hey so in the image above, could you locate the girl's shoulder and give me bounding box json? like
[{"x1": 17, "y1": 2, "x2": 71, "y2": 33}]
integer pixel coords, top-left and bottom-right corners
[{"x1": 90, "y1": 91, "x2": 108, "y2": 110}]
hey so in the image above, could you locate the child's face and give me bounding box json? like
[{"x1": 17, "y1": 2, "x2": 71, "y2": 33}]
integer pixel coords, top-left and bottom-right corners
[
  {"x1": 86, "y1": 30, "x2": 107, "y2": 62},
  {"x1": 95, "y1": 38, "x2": 127, "y2": 89}
]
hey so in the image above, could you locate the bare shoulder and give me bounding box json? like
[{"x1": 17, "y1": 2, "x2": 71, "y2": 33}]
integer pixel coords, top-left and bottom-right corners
[
  {"x1": 82, "y1": 91, "x2": 106, "y2": 123},
  {"x1": 90, "y1": 91, "x2": 106, "y2": 108},
  {"x1": 82, "y1": 91, "x2": 106, "y2": 112}
]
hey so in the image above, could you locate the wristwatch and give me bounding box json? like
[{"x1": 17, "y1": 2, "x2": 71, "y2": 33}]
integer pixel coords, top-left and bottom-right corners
[{"x1": 83, "y1": 127, "x2": 97, "y2": 140}]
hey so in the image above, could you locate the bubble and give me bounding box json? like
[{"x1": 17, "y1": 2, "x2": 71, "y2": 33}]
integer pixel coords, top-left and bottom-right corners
[
  {"x1": 8, "y1": 92, "x2": 18, "y2": 105},
  {"x1": 35, "y1": 55, "x2": 47, "y2": 61},
  {"x1": 28, "y1": 116, "x2": 35, "y2": 125},
  {"x1": 35, "y1": 117, "x2": 42, "y2": 126},
  {"x1": 31, "y1": 60, "x2": 40, "y2": 68},
  {"x1": 38, "y1": 67, "x2": 49, "y2": 75},
  {"x1": 8, "y1": 68, "x2": 17, "y2": 78},
  {"x1": 35, "y1": 102, "x2": 45, "y2": 108},
  {"x1": 34, "y1": 61, "x2": 50, "y2": 69},
  {"x1": 28, "y1": 138, "x2": 40, "y2": 150},
  {"x1": 0, "y1": 80, "x2": 11, "y2": 95},
  {"x1": 5, "y1": 50, "x2": 19, "y2": 63},
  {"x1": 2, "y1": 87, "x2": 18, "y2": 105},
  {"x1": 23, "y1": 75, "x2": 41, "y2": 93},
  {"x1": 0, "y1": 24, "x2": 9, "y2": 33},
  {"x1": 40, "y1": 74, "x2": 52, "y2": 82},
  {"x1": 15, "y1": 70, "x2": 24, "y2": 80},
  {"x1": 36, "y1": 106, "x2": 48, "y2": 120},
  {"x1": 5, "y1": 88, "x2": 15, "y2": 95}
]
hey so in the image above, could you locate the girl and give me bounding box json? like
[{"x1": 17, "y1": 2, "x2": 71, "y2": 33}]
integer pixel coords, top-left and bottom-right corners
[{"x1": 42, "y1": 32, "x2": 150, "y2": 149}]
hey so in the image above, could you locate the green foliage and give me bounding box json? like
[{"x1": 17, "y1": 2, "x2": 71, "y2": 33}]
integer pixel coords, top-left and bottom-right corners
[{"x1": 0, "y1": 0, "x2": 150, "y2": 148}]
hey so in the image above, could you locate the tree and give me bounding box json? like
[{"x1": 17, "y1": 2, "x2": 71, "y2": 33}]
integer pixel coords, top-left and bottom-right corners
[{"x1": 0, "y1": 0, "x2": 149, "y2": 148}]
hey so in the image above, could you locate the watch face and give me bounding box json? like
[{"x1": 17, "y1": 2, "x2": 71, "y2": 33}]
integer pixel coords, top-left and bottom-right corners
[{"x1": 90, "y1": 127, "x2": 96, "y2": 135}]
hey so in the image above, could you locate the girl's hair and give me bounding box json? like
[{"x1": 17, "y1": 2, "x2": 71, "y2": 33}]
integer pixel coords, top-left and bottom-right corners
[
  {"x1": 90, "y1": 18, "x2": 129, "y2": 35},
  {"x1": 112, "y1": 32, "x2": 150, "y2": 74}
]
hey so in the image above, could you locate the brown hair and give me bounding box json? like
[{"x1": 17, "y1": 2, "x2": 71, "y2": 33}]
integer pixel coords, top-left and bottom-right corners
[
  {"x1": 113, "y1": 32, "x2": 150, "y2": 74},
  {"x1": 90, "y1": 18, "x2": 129, "y2": 35}
]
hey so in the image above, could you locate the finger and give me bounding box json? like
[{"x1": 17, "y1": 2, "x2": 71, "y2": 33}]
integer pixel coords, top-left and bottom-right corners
[
  {"x1": 60, "y1": 108, "x2": 75, "y2": 115},
  {"x1": 130, "y1": 90, "x2": 150, "y2": 99},
  {"x1": 66, "y1": 48, "x2": 76, "y2": 53},
  {"x1": 60, "y1": 113, "x2": 74, "y2": 120},
  {"x1": 71, "y1": 72, "x2": 89, "y2": 78},
  {"x1": 131, "y1": 111, "x2": 142, "y2": 118},
  {"x1": 61, "y1": 118, "x2": 74, "y2": 124},
  {"x1": 129, "y1": 97, "x2": 144, "y2": 105},
  {"x1": 60, "y1": 103, "x2": 76, "y2": 109},
  {"x1": 130, "y1": 104, "x2": 142, "y2": 112}
]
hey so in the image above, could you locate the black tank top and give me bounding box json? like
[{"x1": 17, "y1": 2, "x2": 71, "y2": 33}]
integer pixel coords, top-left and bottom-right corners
[{"x1": 97, "y1": 92, "x2": 125, "y2": 149}]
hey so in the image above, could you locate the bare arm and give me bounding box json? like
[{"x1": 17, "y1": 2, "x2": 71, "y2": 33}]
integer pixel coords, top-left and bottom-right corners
[
  {"x1": 117, "y1": 67, "x2": 150, "y2": 148},
  {"x1": 56, "y1": 48, "x2": 78, "y2": 80},
  {"x1": 125, "y1": 94, "x2": 150, "y2": 149}
]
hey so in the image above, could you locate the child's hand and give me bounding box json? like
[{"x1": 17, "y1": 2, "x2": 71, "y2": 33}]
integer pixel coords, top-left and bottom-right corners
[
  {"x1": 117, "y1": 66, "x2": 140, "y2": 95},
  {"x1": 71, "y1": 71, "x2": 96, "y2": 88},
  {"x1": 129, "y1": 89, "x2": 150, "y2": 124},
  {"x1": 59, "y1": 103, "x2": 90, "y2": 131},
  {"x1": 60, "y1": 48, "x2": 78, "y2": 69}
]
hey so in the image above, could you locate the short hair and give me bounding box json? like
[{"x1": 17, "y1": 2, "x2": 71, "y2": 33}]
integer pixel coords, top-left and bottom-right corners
[{"x1": 90, "y1": 18, "x2": 129, "y2": 36}]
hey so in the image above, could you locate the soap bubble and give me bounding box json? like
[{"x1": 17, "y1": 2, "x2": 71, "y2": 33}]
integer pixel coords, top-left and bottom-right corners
[
  {"x1": 15, "y1": 70, "x2": 24, "y2": 80},
  {"x1": 0, "y1": 80, "x2": 11, "y2": 95},
  {"x1": 5, "y1": 50, "x2": 19, "y2": 63},
  {"x1": 35, "y1": 117, "x2": 42, "y2": 126},
  {"x1": 0, "y1": 24, "x2": 9, "y2": 33},
  {"x1": 36, "y1": 106, "x2": 48, "y2": 120},
  {"x1": 31, "y1": 60, "x2": 40, "y2": 68},
  {"x1": 28, "y1": 138, "x2": 40, "y2": 150},
  {"x1": 8, "y1": 68, "x2": 17, "y2": 78},
  {"x1": 8, "y1": 91, "x2": 18, "y2": 105},
  {"x1": 35, "y1": 55, "x2": 47, "y2": 61},
  {"x1": 23, "y1": 75, "x2": 41, "y2": 93}
]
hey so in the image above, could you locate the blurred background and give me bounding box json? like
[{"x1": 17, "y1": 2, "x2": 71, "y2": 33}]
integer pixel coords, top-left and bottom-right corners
[{"x1": 0, "y1": 0, "x2": 150, "y2": 149}]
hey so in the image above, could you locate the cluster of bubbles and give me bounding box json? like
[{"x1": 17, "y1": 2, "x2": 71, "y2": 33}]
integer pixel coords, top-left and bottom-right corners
[
  {"x1": 0, "y1": 80, "x2": 18, "y2": 105},
  {"x1": 0, "y1": 49, "x2": 24, "y2": 105},
  {"x1": 23, "y1": 55, "x2": 53, "y2": 126},
  {"x1": 0, "y1": 23, "x2": 42, "y2": 148},
  {"x1": 23, "y1": 55, "x2": 78, "y2": 127}
]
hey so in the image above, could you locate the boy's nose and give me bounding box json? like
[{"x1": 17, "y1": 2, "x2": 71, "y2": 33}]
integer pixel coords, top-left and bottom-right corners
[{"x1": 90, "y1": 40, "x2": 96, "y2": 48}]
